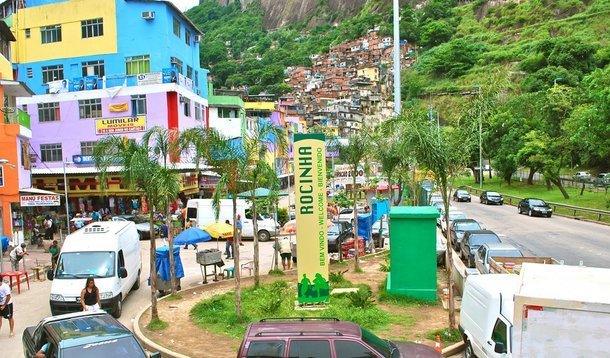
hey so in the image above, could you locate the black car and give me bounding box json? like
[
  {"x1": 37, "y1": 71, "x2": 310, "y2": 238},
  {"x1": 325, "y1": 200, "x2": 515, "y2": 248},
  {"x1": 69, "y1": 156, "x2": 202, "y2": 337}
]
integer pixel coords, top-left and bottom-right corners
[
  {"x1": 23, "y1": 311, "x2": 159, "y2": 358},
  {"x1": 328, "y1": 221, "x2": 353, "y2": 253},
  {"x1": 453, "y1": 189, "x2": 471, "y2": 202},
  {"x1": 480, "y1": 191, "x2": 504, "y2": 205},
  {"x1": 518, "y1": 198, "x2": 553, "y2": 217},
  {"x1": 460, "y1": 230, "x2": 502, "y2": 268},
  {"x1": 449, "y1": 219, "x2": 482, "y2": 252}
]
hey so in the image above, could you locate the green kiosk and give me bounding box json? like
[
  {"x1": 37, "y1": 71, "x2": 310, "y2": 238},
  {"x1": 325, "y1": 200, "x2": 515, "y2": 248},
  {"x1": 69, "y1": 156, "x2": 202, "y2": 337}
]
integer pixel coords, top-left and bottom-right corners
[{"x1": 387, "y1": 206, "x2": 439, "y2": 301}]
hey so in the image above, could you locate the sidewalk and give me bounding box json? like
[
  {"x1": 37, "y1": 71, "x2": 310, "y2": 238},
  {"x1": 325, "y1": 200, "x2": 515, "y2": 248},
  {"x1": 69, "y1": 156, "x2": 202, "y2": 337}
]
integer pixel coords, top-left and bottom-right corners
[{"x1": 1, "y1": 246, "x2": 52, "y2": 279}]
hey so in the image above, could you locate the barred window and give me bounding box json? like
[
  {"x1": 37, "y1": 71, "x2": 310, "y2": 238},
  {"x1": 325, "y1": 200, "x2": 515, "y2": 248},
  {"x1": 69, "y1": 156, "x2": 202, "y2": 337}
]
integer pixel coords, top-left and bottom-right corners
[
  {"x1": 38, "y1": 102, "x2": 60, "y2": 122},
  {"x1": 173, "y1": 17, "x2": 180, "y2": 38},
  {"x1": 81, "y1": 18, "x2": 104, "y2": 38},
  {"x1": 42, "y1": 65, "x2": 64, "y2": 83},
  {"x1": 185, "y1": 29, "x2": 191, "y2": 45},
  {"x1": 125, "y1": 55, "x2": 150, "y2": 75},
  {"x1": 40, "y1": 143, "x2": 62, "y2": 162},
  {"x1": 82, "y1": 60, "x2": 105, "y2": 77},
  {"x1": 182, "y1": 97, "x2": 191, "y2": 117},
  {"x1": 80, "y1": 141, "x2": 96, "y2": 155},
  {"x1": 79, "y1": 99, "x2": 102, "y2": 119},
  {"x1": 131, "y1": 95, "x2": 147, "y2": 116},
  {"x1": 41, "y1": 25, "x2": 62, "y2": 44},
  {"x1": 187, "y1": 65, "x2": 193, "y2": 79}
]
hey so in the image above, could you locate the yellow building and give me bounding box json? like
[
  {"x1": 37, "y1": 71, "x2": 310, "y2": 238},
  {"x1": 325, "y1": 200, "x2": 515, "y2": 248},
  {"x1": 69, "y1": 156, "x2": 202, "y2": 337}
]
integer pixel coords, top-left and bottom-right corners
[{"x1": 357, "y1": 67, "x2": 380, "y2": 83}]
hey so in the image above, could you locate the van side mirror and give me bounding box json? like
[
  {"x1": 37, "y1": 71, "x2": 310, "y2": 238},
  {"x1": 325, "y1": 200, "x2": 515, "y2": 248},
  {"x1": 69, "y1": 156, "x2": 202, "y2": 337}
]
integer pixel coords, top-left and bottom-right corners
[
  {"x1": 494, "y1": 342, "x2": 506, "y2": 353},
  {"x1": 150, "y1": 352, "x2": 161, "y2": 358},
  {"x1": 119, "y1": 267, "x2": 128, "y2": 279},
  {"x1": 47, "y1": 269, "x2": 54, "y2": 281}
]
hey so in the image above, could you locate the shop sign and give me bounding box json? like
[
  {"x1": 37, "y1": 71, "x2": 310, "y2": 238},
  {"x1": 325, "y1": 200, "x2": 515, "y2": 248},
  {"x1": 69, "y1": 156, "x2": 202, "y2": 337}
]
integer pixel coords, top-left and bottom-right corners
[
  {"x1": 333, "y1": 164, "x2": 366, "y2": 185},
  {"x1": 95, "y1": 116, "x2": 146, "y2": 135},
  {"x1": 136, "y1": 72, "x2": 162, "y2": 86},
  {"x1": 20, "y1": 195, "x2": 60, "y2": 207},
  {"x1": 294, "y1": 134, "x2": 329, "y2": 304},
  {"x1": 72, "y1": 155, "x2": 94, "y2": 165}
]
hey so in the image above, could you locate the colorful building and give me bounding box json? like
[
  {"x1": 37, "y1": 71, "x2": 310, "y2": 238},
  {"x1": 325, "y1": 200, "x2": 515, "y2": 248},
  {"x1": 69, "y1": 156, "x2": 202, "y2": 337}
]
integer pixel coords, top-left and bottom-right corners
[{"x1": 10, "y1": 0, "x2": 209, "y2": 214}]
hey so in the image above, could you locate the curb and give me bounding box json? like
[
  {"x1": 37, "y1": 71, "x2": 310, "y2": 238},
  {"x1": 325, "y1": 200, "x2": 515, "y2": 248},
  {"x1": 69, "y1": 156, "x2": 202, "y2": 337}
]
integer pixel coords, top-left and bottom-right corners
[{"x1": 442, "y1": 341, "x2": 464, "y2": 356}]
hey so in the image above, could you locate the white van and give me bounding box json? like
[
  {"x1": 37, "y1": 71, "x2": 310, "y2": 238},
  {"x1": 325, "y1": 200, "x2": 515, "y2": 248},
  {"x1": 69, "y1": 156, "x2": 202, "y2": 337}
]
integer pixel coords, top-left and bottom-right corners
[
  {"x1": 47, "y1": 221, "x2": 142, "y2": 318},
  {"x1": 185, "y1": 199, "x2": 280, "y2": 241},
  {"x1": 460, "y1": 274, "x2": 519, "y2": 358}
]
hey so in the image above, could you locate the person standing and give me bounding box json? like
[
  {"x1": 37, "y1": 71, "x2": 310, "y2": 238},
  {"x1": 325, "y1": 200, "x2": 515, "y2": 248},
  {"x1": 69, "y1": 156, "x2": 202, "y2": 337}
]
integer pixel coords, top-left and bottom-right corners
[
  {"x1": 43, "y1": 215, "x2": 53, "y2": 241},
  {"x1": 224, "y1": 220, "x2": 234, "y2": 259},
  {"x1": 9, "y1": 244, "x2": 28, "y2": 271},
  {"x1": 236, "y1": 214, "x2": 243, "y2": 246},
  {"x1": 0, "y1": 279, "x2": 15, "y2": 337},
  {"x1": 279, "y1": 236, "x2": 292, "y2": 270},
  {"x1": 80, "y1": 277, "x2": 101, "y2": 312},
  {"x1": 49, "y1": 240, "x2": 60, "y2": 272}
]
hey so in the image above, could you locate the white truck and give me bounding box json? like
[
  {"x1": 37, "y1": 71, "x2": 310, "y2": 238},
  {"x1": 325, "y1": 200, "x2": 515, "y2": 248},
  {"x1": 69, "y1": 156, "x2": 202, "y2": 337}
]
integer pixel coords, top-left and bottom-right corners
[
  {"x1": 460, "y1": 263, "x2": 610, "y2": 358},
  {"x1": 185, "y1": 199, "x2": 280, "y2": 241}
]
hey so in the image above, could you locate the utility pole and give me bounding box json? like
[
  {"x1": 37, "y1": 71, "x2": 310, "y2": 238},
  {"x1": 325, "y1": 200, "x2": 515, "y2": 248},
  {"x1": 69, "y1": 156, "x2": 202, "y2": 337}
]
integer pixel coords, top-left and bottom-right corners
[{"x1": 393, "y1": 0, "x2": 401, "y2": 114}]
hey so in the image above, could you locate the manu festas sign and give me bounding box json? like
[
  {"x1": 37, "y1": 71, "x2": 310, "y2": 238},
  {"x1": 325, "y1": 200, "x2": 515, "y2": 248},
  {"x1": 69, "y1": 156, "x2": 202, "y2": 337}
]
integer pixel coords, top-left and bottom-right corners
[
  {"x1": 294, "y1": 134, "x2": 329, "y2": 304},
  {"x1": 20, "y1": 195, "x2": 60, "y2": 207},
  {"x1": 95, "y1": 116, "x2": 146, "y2": 135}
]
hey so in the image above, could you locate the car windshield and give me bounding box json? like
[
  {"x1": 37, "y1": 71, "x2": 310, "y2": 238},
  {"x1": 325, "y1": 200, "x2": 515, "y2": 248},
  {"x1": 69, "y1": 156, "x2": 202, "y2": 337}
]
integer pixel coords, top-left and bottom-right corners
[
  {"x1": 457, "y1": 190, "x2": 468, "y2": 195},
  {"x1": 456, "y1": 222, "x2": 481, "y2": 231},
  {"x1": 55, "y1": 252, "x2": 115, "y2": 279},
  {"x1": 470, "y1": 235, "x2": 500, "y2": 246},
  {"x1": 529, "y1": 199, "x2": 547, "y2": 206},
  {"x1": 328, "y1": 224, "x2": 341, "y2": 235},
  {"x1": 487, "y1": 192, "x2": 500, "y2": 197},
  {"x1": 489, "y1": 249, "x2": 523, "y2": 258},
  {"x1": 63, "y1": 336, "x2": 146, "y2": 358},
  {"x1": 361, "y1": 327, "x2": 392, "y2": 358}
]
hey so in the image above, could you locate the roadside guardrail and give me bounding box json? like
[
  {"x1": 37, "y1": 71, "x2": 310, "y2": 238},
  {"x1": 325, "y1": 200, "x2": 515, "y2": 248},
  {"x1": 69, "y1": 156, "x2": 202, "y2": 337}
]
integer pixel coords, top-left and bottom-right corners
[{"x1": 464, "y1": 186, "x2": 610, "y2": 224}]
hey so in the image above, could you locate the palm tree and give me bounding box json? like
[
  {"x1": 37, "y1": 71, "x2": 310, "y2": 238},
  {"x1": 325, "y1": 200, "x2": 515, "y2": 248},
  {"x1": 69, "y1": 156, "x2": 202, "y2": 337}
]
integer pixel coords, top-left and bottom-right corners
[
  {"x1": 93, "y1": 134, "x2": 180, "y2": 323},
  {"x1": 338, "y1": 132, "x2": 370, "y2": 271}
]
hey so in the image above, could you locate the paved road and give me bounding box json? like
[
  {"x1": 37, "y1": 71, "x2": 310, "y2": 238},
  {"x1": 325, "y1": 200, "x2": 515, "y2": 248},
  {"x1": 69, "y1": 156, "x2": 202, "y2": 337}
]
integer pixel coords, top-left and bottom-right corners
[
  {"x1": 1, "y1": 238, "x2": 280, "y2": 357},
  {"x1": 451, "y1": 200, "x2": 610, "y2": 268}
]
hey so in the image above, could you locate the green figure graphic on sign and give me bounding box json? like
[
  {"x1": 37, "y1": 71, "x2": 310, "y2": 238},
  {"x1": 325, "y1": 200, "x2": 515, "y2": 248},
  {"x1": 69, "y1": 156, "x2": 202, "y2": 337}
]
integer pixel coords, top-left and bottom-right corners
[{"x1": 300, "y1": 274, "x2": 312, "y2": 297}]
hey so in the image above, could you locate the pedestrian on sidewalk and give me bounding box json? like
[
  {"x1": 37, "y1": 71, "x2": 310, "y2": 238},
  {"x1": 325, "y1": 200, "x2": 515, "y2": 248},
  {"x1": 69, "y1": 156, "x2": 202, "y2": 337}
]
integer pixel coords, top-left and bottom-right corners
[
  {"x1": 43, "y1": 215, "x2": 53, "y2": 241},
  {"x1": 224, "y1": 220, "x2": 234, "y2": 259},
  {"x1": 279, "y1": 236, "x2": 292, "y2": 270},
  {"x1": 9, "y1": 243, "x2": 28, "y2": 272},
  {"x1": 236, "y1": 214, "x2": 244, "y2": 246},
  {"x1": 50, "y1": 240, "x2": 60, "y2": 272},
  {"x1": 0, "y1": 279, "x2": 15, "y2": 337},
  {"x1": 80, "y1": 277, "x2": 101, "y2": 312}
]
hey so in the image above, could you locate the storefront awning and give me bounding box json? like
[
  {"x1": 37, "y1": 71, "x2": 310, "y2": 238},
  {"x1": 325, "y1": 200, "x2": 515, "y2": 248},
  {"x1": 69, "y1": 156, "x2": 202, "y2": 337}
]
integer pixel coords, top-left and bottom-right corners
[{"x1": 19, "y1": 187, "x2": 63, "y2": 196}]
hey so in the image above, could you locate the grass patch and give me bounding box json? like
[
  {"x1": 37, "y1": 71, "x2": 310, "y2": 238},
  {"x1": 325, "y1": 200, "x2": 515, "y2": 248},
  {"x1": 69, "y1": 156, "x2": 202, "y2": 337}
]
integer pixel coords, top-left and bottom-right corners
[
  {"x1": 331, "y1": 261, "x2": 348, "y2": 267},
  {"x1": 191, "y1": 279, "x2": 392, "y2": 339},
  {"x1": 164, "y1": 294, "x2": 183, "y2": 301},
  {"x1": 377, "y1": 278, "x2": 439, "y2": 307},
  {"x1": 147, "y1": 318, "x2": 168, "y2": 331},
  {"x1": 426, "y1": 327, "x2": 463, "y2": 345},
  {"x1": 268, "y1": 268, "x2": 285, "y2": 276},
  {"x1": 353, "y1": 266, "x2": 364, "y2": 273}
]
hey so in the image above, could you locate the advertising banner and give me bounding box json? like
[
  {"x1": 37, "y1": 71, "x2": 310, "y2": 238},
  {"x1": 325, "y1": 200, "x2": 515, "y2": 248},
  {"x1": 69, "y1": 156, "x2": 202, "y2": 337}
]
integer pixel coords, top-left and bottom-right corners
[
  {"x1": 294, "y1": 133, "x2": 329, "y2": 304},
  {"x1": 20, "y1": 195, "x2": 60, "y2": 207},
  {"x1": 85, "y1": 76, "x2": 99, "y2": 90},
  {"x1": 95, "y1": 116, "x2": 146, "y2": 135},
  {"x1": 137, "y1": 72, "x2": 162, "y2": 86},
  {"x1": 333, "y1": 164, "x2": 366, "y2": 185},
  {"x1": 162, "y1": 67, "x2": 178, "y2": 83}
]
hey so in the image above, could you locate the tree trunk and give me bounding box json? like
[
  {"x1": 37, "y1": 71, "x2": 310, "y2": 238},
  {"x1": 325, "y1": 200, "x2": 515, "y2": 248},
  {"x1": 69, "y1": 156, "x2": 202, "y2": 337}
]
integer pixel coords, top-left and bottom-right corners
[
  {"x1": 440, "y1": 179, "x2": 456, "y2": 331},
  {"x1": 545, "y1": 179, "x2": 552, "y2": 191},
  {"x1": 232, "y1": 196, "x2": 242, "y2": 321},
  {"x1": 549, "y1": 177, "x2": 570, "y2": 199},
  {"x1": 251, "y1": 192, "x2": 260, "y2": 288},
  {"x1": 149, "y1": 210, "x2": 159, "y2": 322},
  {"x1": 353, "y1": 167, "x2": 360, "y2": 270},
  {"x1": 580, "y1": 182, "x2": 585, "y2": 196},
  {"x1": 166, "y1": 203, "x2": 176, "y2": 294},
  {"x1": 527, "y1": 168, "x2": 536, "y2": 185}
]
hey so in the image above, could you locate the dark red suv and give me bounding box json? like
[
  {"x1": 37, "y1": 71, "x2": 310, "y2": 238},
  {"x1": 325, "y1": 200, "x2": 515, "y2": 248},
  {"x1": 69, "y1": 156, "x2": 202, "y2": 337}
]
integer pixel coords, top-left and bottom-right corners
[{"x1": 237, "y1": 318, "x2": 442, "y2": 358}]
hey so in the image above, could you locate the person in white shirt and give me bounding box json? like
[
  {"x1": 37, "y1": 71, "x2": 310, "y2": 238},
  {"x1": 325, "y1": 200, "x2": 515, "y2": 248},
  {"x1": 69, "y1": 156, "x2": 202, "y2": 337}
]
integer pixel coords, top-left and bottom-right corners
[
  {"x1": 9, "y1": 243, "x2": 28, "y2": 272},
  {"x1": 0, "y1": 279, "x2": 15, "y2": 337},
  {"x1": 279, "y1": 236, "x2": 292, "y2": 270}
]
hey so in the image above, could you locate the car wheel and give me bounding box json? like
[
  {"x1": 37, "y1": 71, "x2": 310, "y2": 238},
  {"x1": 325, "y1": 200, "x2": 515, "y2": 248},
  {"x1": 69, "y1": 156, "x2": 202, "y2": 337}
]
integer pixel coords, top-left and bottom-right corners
[
  {"x1": 258, "y1": 230, "x2": 270, "y2": 242},
  {"x1": 112, "y1": 296, "x2": 122, "y2": 318},
  {"x1": 133, "y1": 271, "x2": 141, "y2": 290},
  {"x1": 528, "y1": 209, "x2": 532, "y2": 217},
  {"x1": 464, "y1": 339, "x2": 477, "y2": 358},
  {"x1": 547, "y1": 213, "x2": 552, "y2": 218},
  {"x1": 518, "y1": 206, "x2": 522, "y2": 214}
]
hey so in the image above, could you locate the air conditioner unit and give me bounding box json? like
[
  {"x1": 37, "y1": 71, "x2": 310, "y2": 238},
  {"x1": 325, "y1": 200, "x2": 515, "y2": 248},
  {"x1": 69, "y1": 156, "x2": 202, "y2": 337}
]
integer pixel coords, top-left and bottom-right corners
[
  {"x1": 142, "y1": 11, "x2": 155, "y2": 20},
  {"x1": 194, "y1": 35, "x2": 202, "y2": 43},
  {"x1": 170, "y1": 56, "x2": 179, "y2": 64}
]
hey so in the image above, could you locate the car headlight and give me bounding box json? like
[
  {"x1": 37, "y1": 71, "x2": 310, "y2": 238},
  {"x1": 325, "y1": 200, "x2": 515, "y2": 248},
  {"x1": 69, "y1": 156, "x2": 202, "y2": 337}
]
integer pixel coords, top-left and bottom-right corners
[
  {"x1": 99, "y1": 292, "x2": 114, "y2": 300},
  {"x1": 50, "y1": 294, "x2": 64, "y2": 301},
  {"x1": 533, "y1": 207, "x2": 542, "y2": 211}
]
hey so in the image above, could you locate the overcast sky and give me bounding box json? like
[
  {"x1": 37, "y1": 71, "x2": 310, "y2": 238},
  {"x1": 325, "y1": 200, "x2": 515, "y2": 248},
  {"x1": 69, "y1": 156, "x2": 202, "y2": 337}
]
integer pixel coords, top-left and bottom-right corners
[{"x1": 168, "y1": 0, "x2": 199, "y2": 12}]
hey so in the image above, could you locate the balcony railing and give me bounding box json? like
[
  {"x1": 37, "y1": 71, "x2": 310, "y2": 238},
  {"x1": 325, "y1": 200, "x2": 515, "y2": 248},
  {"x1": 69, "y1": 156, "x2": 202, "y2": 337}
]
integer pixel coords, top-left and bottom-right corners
[{"x1": 3, "y1": 107, "x2": 30, "y2": 129}]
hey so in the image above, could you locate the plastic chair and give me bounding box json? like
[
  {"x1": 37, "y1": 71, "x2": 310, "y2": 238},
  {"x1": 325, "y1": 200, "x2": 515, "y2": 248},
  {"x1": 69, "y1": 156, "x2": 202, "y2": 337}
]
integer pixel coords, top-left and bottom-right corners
[{"x1": 241, "y1": 261, "x2": 254, "y2": 276}]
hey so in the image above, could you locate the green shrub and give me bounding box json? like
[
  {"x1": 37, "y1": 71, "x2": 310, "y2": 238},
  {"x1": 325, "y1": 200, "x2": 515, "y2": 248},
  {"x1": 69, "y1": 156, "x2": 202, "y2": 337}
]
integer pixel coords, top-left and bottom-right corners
[{"x1": 347, "y1": 286, "x2": 375, "y2": 309}]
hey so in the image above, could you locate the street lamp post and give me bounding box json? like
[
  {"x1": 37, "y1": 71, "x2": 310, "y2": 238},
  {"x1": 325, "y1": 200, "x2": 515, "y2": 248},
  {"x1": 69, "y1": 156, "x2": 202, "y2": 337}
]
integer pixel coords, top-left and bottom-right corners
[
  {"x1": 63, "y1": 159, "x2": 73, "y2": 235},
  {"x1": 473, "y1": 85, "x2": 483, "y2": 189}
]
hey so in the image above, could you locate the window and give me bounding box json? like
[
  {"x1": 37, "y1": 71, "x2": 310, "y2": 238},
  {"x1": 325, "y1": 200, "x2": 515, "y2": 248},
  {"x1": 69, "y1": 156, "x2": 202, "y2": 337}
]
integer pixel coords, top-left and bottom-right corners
[
  {"x1": 173, "y1": 17, "x2": 181, "y2": 38},
  {"x1": 80, "y1": 141, "x2": 96, "y2": 155},
  {"x1": 41, "y1": 25, "x2": 62, "y2": 44},
  {"x1": 131, "y1": 95, "x2": 147, "y2": 116},
  {"x1": 491, "y1": 319, "x2": 508, "y2": 353},
  {"x1": 171, "y1": 57, "x2": 183, "y2": 74},
  {"x1": 185, "y1": 29, "x2": 191, "y2": 45},
  {"x1": 0, "y1": 166, "x2": 3, "y2": 187},
  {"x1": 246, "y1": 341, "x2": 285, "y2": 358},
  {"x1": 27, "y1": 68, "x2": 33, "y2": 78},
  {"x1": 82, "y1": 60, "x2": 105, "y2": 77},
  {"x1": 79, "y1": 99, "x2": 102, "y2": 119},
  {"x1": 25, "y1": 28, "x2": 30, "y2": 38},
  {"x1": 334, "y1": 340, "x2": 376, "y2": 358},
  {"x1": 194, "y1": 70, "x2": 199, "y2": 87},
  {"x1": 42, "y1": 65, "x2": 64, "y2": 83},
  {"x1": 219, "y1": 108, "x2": 237, "y2": 118},
  {"x1": 40, "y1": 143, "x2": 62, "y2": 162},
  {"x1": 125, "y1": 55, "x2": 150, "y2": 75},
  {"x1": 81, "y1": 18, "x2": 104, "y2": 38},
  {"x1": 195, "y1": 103, "x2": 201, "y2": 120},
  {"x1": 186, "y1": 65, "x2": 193, "y2": 79},
  {"x1": 38, "y1": 102, "x2": 60, "y2": 122},
  {"x1": 288, "y1": 340, "x2": 331, "y2": 358},
  {"x1": 182, "y1": 97, "x2": 191, "y2": 117}
]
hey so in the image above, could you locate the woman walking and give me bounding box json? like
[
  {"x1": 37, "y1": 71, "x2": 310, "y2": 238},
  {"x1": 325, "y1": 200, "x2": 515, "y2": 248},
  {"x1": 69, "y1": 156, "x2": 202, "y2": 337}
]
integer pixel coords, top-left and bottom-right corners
[
  {"x1": 80, "y1": 277, "x2": 101, "y2": 312},
  {"x1": 49, "y1": 240, "x2": 60, "y2": 272}
]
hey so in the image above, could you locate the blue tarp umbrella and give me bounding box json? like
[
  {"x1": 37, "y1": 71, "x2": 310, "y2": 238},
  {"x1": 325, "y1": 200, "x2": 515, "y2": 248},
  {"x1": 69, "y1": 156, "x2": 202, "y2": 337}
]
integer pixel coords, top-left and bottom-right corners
[
  {"x1": 155, "y1": 245, "x2": 184, "y2": 281},
  {"x1": 173, "y1": 227, "x2": 212, "y2": 246}
]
